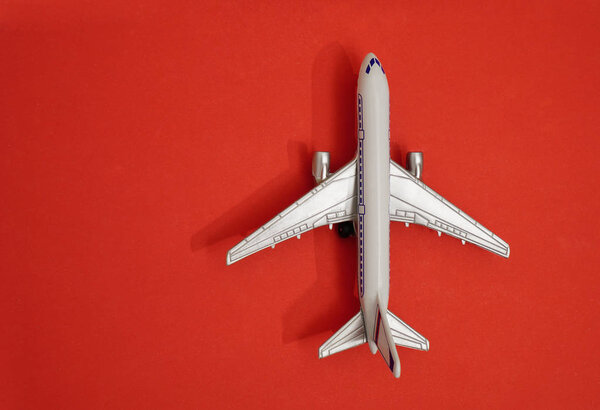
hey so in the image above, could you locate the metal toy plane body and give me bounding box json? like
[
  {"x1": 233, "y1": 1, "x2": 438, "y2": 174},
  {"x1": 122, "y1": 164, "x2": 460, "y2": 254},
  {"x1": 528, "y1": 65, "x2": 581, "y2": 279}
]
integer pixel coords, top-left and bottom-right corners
[{"x1": 227, "y1": 53, "x2": 509, "y2": 378}]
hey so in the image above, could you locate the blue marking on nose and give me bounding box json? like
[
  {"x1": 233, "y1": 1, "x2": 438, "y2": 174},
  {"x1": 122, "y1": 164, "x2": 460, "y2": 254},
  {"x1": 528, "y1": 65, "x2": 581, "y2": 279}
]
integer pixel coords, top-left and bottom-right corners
[{"x1": 365, "y1": 56, "x2": 385, "y2": 75}]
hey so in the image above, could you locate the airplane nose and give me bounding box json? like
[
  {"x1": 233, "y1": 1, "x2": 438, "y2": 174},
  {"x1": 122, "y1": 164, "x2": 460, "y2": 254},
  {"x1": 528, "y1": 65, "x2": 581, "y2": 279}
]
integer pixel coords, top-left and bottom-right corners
[
  {"x1": 362, "y1": 52, "x2": 377, "y2": 65},
  {"x1": 361, "y1": 52, "x2": 385, "y2": 76}
]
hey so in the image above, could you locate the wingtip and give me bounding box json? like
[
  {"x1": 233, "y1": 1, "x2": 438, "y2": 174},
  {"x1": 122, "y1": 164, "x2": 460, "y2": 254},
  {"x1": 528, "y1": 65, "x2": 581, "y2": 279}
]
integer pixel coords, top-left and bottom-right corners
[
  {"x1": 492, "y1": 235, "x2": 510, "y2": 259},
  {"x1": 226, "y1": 251, "x2": 233, "y2": 265},
  {"x1": 496, "y1": 241, "x2": 510, "y2": 259}
]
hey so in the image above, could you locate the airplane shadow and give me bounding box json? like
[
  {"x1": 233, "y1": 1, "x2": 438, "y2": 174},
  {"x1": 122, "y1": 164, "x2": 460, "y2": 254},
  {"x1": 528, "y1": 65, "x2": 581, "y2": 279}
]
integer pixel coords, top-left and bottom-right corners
[
  {"x1": 281, "y1": 43, "x2": 359, "y2": 344},
  {"x1": 190, "y1": 140, "x2": 312, "y2": 253},
  {"x1": 190, "y1": 42, "x2": 363, "y2": 344}
]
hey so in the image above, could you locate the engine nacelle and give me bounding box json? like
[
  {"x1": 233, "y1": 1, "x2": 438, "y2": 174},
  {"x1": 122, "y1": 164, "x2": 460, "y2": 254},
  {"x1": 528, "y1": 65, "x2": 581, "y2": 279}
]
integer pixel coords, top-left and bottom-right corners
[
  {"x1": 406, "y1": 152, "x2": 423, "y2": 179},
  {"x1": 312, "y1": 151, "x2": 330, "y2": 185}
]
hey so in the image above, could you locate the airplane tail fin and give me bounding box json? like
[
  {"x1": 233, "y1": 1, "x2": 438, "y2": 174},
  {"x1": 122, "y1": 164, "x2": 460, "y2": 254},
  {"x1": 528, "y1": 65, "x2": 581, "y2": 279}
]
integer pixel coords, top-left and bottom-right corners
[
  {"x1": 318, "y1": 306, "x2": 429, "y2": 378},
  {"x1": 319, "y1": 311, "x2": 366, "y2": 359},
  {"x1": 374, "y1": 301, "x2": 430, "y2": 378},
  {"x1": 373, "y1": 303, "x2": 402, "y2": 377}
]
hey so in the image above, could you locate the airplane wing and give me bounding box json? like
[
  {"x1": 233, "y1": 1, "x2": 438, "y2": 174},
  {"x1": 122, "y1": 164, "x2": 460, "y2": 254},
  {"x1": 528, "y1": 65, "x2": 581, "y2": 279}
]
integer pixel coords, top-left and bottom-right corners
[
  {"x1": 389, "y1": 159, "x2": 509, "y2": 257},
  {"x1": 227, "y1": 158, "x2": 357, "y2": 264}
]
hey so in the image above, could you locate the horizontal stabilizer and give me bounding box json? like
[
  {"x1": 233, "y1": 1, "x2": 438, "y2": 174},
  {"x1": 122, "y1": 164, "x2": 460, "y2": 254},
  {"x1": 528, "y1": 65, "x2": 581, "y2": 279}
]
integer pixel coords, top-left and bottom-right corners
[
  {"x1": 387, "y1": 310, "x2": 429, "y2": 351},
  {"x1": 319, "y1": 311, "x2": 366, "y2": 358}
]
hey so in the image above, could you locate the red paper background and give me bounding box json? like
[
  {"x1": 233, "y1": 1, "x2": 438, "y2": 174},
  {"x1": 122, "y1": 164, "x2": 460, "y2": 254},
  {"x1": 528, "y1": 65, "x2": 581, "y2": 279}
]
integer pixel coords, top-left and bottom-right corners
[{"x1": 2, "y1": 1, "x2": 599, "y2": 408}]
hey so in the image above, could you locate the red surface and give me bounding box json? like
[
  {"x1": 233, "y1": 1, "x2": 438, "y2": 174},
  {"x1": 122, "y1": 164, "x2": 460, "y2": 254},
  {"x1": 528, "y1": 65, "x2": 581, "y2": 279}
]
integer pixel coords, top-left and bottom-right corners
[{"x1": 2, "y1": 1, "x2": 600, "y2": 408}]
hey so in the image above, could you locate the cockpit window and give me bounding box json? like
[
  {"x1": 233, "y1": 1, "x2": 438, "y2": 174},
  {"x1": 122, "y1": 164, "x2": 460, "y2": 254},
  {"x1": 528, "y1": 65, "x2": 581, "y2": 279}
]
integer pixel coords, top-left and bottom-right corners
[{"x1": 365, "y1": 57, "x2": 385, "y2": 74}]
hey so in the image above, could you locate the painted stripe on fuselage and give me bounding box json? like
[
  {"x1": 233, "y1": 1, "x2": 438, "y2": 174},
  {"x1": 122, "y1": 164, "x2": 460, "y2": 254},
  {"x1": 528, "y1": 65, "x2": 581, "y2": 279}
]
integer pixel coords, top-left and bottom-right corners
[
  {"x1": 374, "y1": 309, "x2": 381, "y2": 344},
  {"x1": 358, "y1": 93, "x2": 366, "y2": 297}
]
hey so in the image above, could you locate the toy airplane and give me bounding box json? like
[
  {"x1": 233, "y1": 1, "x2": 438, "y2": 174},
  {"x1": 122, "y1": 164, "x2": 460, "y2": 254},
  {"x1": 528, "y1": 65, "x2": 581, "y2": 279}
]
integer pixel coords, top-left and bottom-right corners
[{"x1": 227, "y1": 53, "x2": 509, "y2": 378}]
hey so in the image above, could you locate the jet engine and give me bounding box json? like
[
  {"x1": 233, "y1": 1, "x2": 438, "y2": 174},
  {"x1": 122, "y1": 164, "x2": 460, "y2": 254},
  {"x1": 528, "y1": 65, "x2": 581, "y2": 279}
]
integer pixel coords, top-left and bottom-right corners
[
  {"x1": 312, "y1": 151, "x2": 330, "y2": 184},
  {"x1": 406, "y1": 152, "x2": 423, "y2": 179}
]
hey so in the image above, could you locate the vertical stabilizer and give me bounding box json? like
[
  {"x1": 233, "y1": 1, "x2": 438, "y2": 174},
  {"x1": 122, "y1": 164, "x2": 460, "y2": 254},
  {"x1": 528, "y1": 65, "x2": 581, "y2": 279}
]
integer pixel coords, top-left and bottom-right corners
[{"x1": 373, "y1": 302, "x2": 401, "y2": 378}]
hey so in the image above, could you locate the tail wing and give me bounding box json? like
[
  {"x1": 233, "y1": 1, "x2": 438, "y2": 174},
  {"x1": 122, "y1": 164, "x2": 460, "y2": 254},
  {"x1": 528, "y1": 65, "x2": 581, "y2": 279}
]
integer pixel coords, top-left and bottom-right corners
[
  {"x1": 373, "y1": 303, "x2": 402, "y2": 378},
  {"x1": 373, "y1": 302, "x2": 429, "y2": 378},
  {"x1": 318, "y1": 306, "x2": 428, "y2": 379},
  {"x1": 387, "y1": 310, "x2": 429, "y2": 351},
  {"x1": 319, "y1": 311, "x2": 366, "y2": 359}
]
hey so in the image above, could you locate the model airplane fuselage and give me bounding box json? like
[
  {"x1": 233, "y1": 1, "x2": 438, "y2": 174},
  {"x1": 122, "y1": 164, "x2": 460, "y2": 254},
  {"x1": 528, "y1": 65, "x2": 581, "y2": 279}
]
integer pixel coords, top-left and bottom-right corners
[
  {"x1": 356, "y1": 55, "x2": 396, "y2": 366},
  {"x1": 227, "y1": 53, "x2": 509, "y2": 378}
]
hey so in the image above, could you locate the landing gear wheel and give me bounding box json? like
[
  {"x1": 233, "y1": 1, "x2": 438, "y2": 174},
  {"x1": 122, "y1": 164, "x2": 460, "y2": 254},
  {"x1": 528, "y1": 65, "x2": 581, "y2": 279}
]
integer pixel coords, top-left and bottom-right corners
[{"x1": 337, "y1": 221, "x2": 356, "y2": 238}]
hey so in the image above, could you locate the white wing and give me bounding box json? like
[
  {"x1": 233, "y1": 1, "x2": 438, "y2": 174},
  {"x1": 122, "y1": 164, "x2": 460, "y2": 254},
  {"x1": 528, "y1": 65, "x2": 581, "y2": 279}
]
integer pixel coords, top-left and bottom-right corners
[
  {"x1": 389, "y1": 160, "x2": 509, "y2": 257},
  {"x1": 227, "y1": 158, "x2": 357, "y2": 264},
  {"x1": 319, "y1": 311, "x2": 366, "y2": 358}
]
